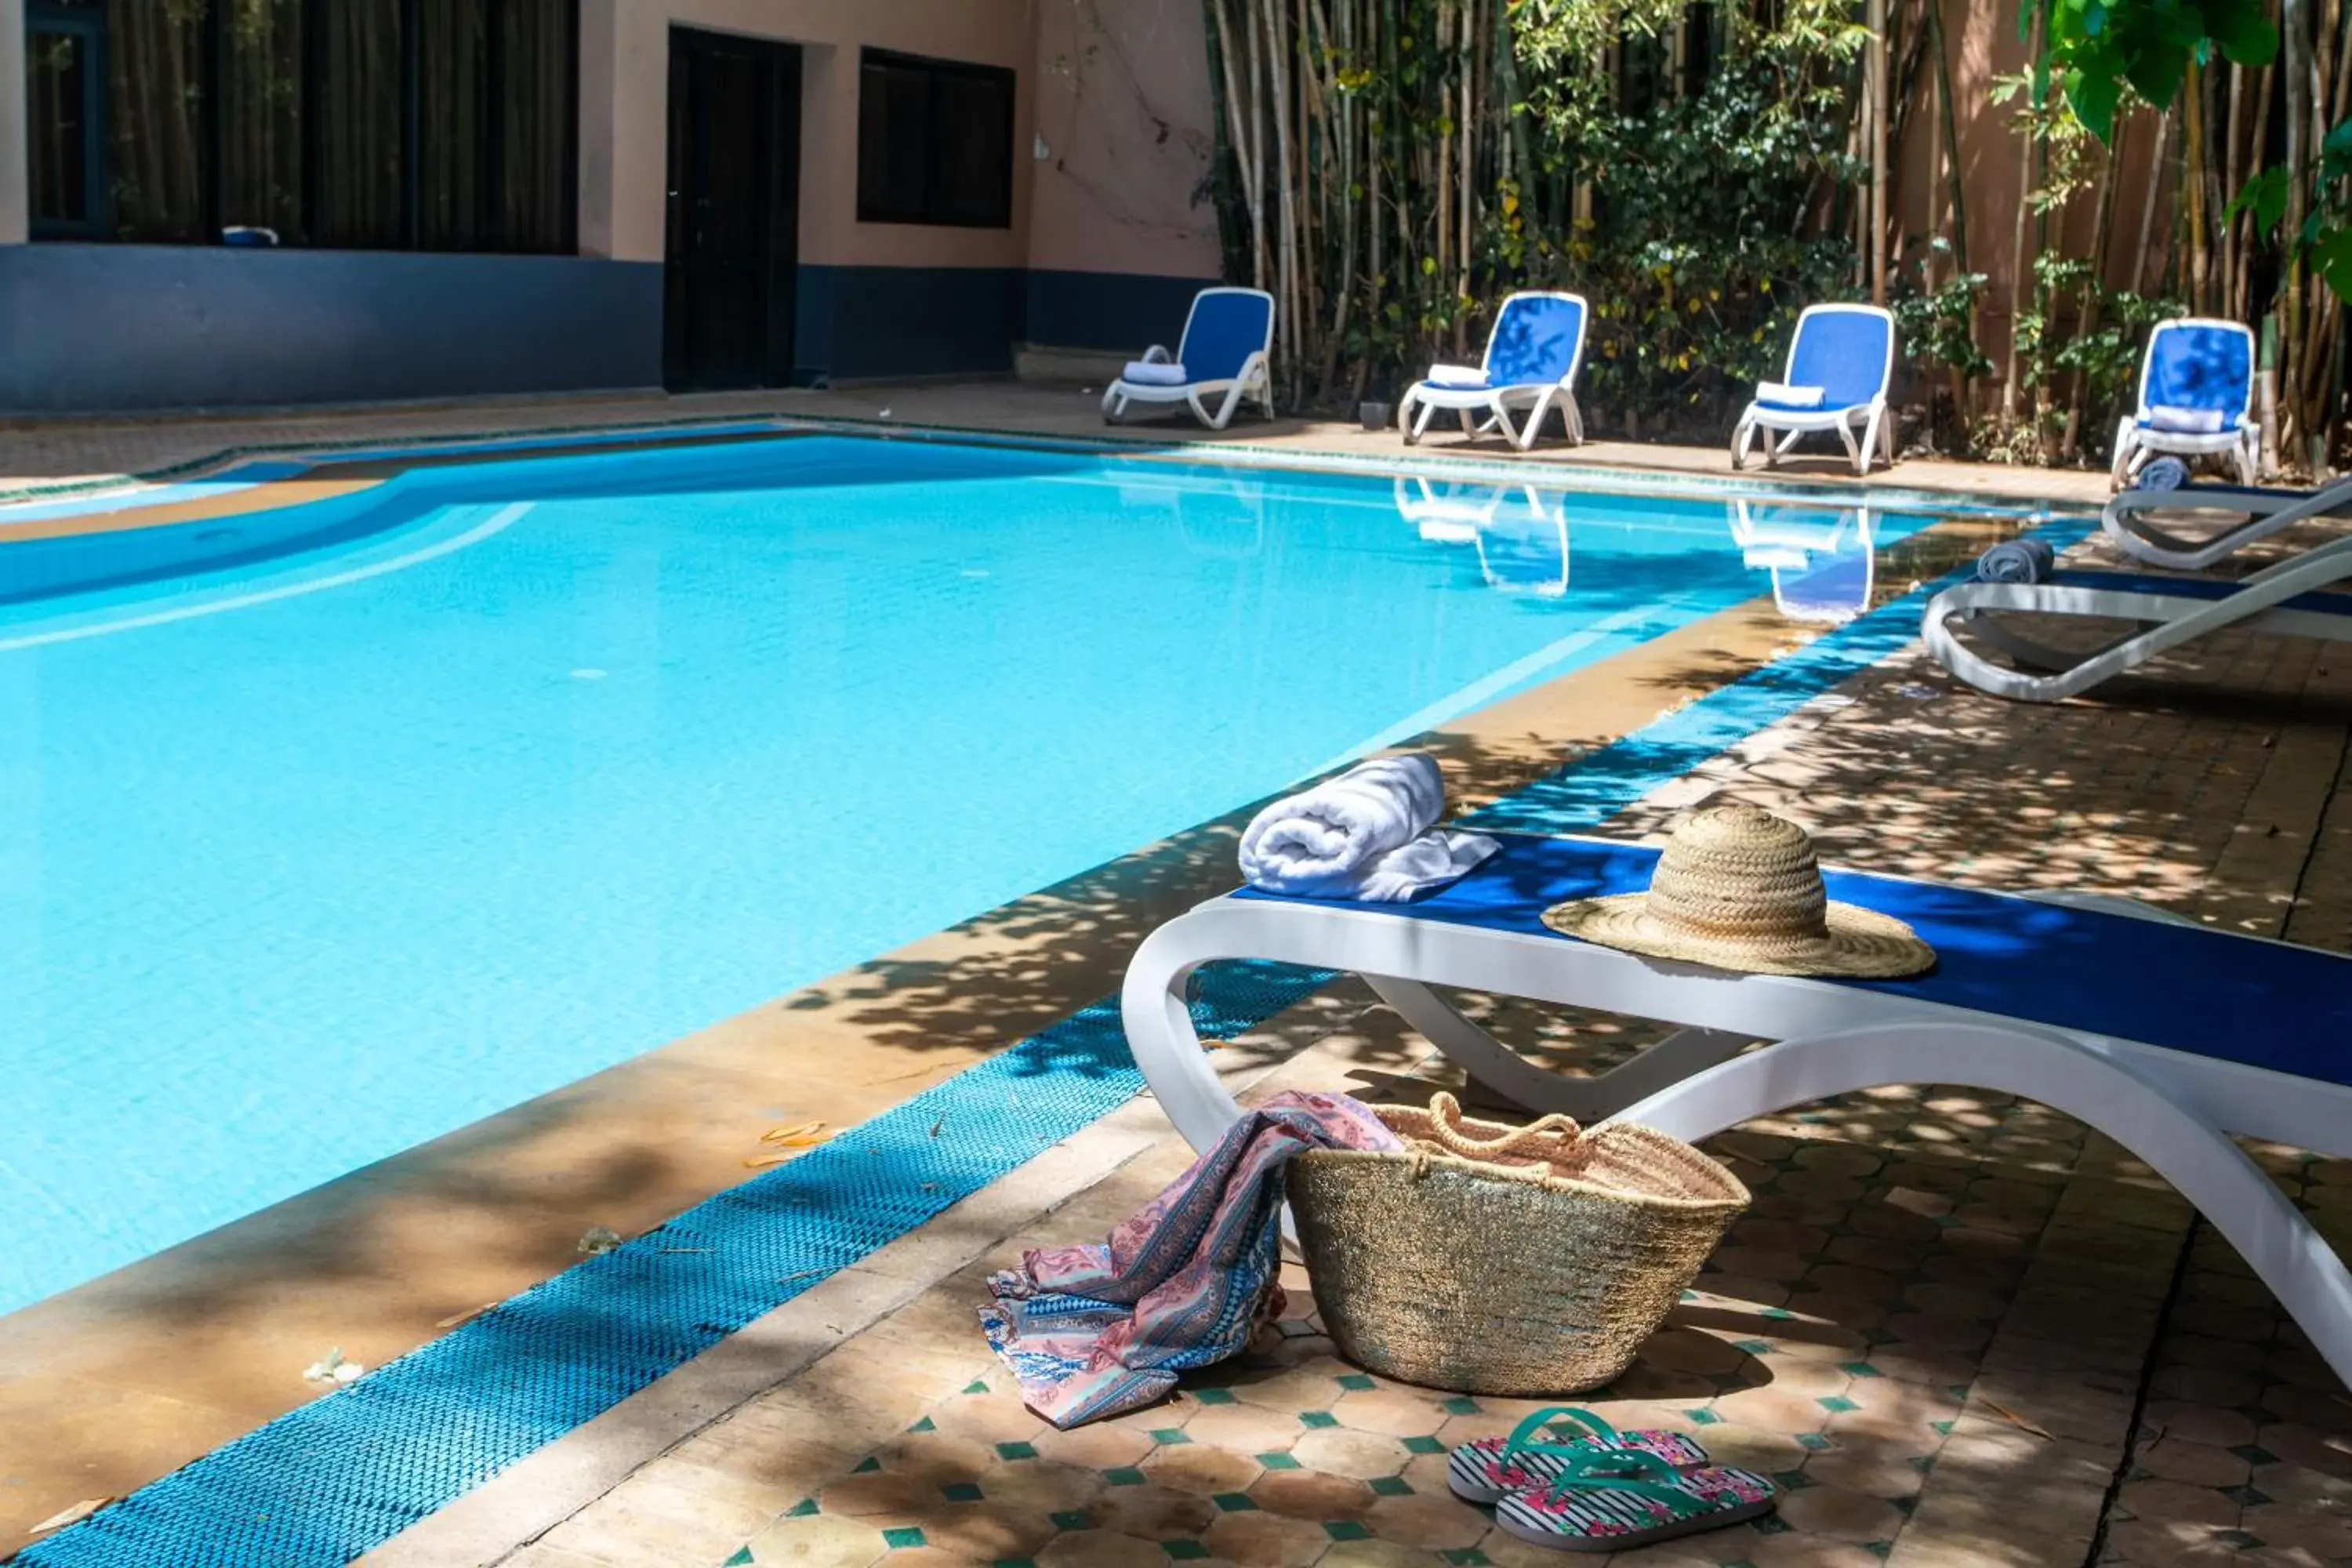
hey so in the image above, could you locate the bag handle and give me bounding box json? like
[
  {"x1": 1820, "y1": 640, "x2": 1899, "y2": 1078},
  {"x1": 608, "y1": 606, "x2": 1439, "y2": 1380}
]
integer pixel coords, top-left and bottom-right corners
[{"x1": 1416, "y1": 1091, "x2": 1583, "y2": 1160}]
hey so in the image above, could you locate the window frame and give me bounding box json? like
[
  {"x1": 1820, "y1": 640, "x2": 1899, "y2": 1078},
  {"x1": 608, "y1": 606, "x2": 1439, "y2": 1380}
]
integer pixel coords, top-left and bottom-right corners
[
  {"x1": 19, "y1": 0, "x2": 579, "y2": 254},
  {"x1": 854, "y1": 45, "x2": 1015, "y2": 231}
]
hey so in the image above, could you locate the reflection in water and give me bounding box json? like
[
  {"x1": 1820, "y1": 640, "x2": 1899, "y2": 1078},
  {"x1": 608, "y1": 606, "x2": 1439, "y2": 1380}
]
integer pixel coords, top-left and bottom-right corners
[
  {"x1": 1117, "y1": 473, "x2": 1268, "y2": 559},
  {"x1": 1728, "y1": 499, "x2": 1875, "y2": 624},
  {"x1": 1392, "y1": 477, "x2": 1569, "y2": 597}
]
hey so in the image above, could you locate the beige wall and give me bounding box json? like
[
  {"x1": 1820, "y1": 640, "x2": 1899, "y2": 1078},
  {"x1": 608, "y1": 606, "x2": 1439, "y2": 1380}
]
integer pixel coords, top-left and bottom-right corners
[
  {"x1": 580, "y1": 0, "x2": 1041, "y2": 267},
  {"x1": 0, "y1": 0, "x2": 26, "y2": 246},
  {"x1": 1025, "y1": 0, "x2": 1221, "y2": 278}
]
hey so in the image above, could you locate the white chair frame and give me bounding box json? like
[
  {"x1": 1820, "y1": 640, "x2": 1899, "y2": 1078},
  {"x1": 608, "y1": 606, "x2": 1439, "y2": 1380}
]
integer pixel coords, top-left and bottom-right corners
[
  {"x1": 1730, "y1": 304, "x2": 1899, "y2": 477},
  {"x1": 1120, "y1": 872, "x2": 2352, "y2": 1392},
  {"x1": 1101, "y1": 287, "x2": 1277, "y2": 432},
  {"x1": 1396, "y1": 292, "x2": 1590, "y2": 453},
  {"x1": 2108, "y1": 318, "x2": 2262, "y2": 490}
]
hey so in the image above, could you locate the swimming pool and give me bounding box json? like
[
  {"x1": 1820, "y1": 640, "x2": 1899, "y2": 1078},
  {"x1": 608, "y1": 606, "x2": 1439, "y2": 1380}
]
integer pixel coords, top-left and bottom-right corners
[{"x1": 0, "y1": 434, "x2": 1936, "y2": 1316}]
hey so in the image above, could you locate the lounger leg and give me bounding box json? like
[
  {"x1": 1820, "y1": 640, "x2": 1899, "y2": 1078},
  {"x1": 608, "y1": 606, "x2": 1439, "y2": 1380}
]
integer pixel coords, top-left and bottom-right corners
[
  {"x1": 1838, "y1": 416, "x2": 1866, "y2": 474},
  {"x1": 1510, "y1": 394, "x2": 1553, "y2": 453},
  {"x1": 2238, "y1": 430, "x2": 2260, "y2": 486},
  {"x1": 1562, "y1": 394, "x2": 1586, "y2": 446},
  {"x1": 1457, "y1": 408, "x2": 1478, "y2": 438},
  {"x1": 1364, "y1": 976, "x2": 1752, "y2": 1120},
  {"x1": 1408, "y1": 398, "x2": 1442, "y2": 446},
  {"x1": 1616, "y1": 1019, "x2": 2352, "y2": 1393},
  {"x1": 2110, "y1": 419, "x2": 2136, "y2": 488},
  {"x1": 1397, "y1": 389, "x2": 1422, "y2": 445},
  {"x1": 1103, "y1": 389, "x2": 1127, "y2": 424},
  {"x1": 1730, "y1": 416, "x2": 1754, "y2": 470},
  {"x1": 1769, "y1": 427, "x2": 1803, "y2": 470}
]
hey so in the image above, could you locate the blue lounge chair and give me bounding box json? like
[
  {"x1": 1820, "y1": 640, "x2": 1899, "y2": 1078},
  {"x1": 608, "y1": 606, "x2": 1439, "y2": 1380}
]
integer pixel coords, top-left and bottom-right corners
[
  {"x1": 1102, "y1": 287, "x2": 1276, "y2": 431},
  {"x1": 2109, "y1": 318, "x2": 2260, "y2": 490},
  {"x1": 1728, "y1": 499, "x2": 1875, "y2": 625},
  {"x1": 1397, "y1": 292, "x2": 1589, "y2": 452},
  {"x1": 1730, "y1": 304, "x2": 1898, "y2": 476},
  {"x1": 1926, "y1": 535, "x2": 2352, "y2": 702},
  {"x1": 1120, "y1": 829, "x2": 2352, "y2": 1390}
]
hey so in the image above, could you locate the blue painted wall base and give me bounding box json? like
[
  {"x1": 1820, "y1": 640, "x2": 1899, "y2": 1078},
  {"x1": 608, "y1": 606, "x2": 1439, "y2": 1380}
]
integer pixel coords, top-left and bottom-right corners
[
  {"x1": 0, "y1": 245, "x2": 665, "y2": 412},
  {"x1": 0, "y1": 246, "x2": 1222, "y2": 410}
]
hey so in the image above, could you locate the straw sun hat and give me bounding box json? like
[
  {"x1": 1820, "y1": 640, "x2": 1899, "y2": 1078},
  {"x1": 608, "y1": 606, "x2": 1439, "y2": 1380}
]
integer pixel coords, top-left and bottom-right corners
[{"x1": 1541, "y1": 805, "x2": 1935, "y2": 978}]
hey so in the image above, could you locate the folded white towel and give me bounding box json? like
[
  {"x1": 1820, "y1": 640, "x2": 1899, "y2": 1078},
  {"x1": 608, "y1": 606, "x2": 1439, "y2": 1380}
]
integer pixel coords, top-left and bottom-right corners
[
  {"x1": 1758, "y1": 382, "x2": 1826, "y2": 409},
  {"x1": 1242, "y1": 754, "x2": 1478, "y2": 899},
  {"x1": 2146, "y1": 404, "x2": 2227, "y2": 435},
  {"x1": 1425, "y1": 364, "x2": 1490, "y2": 390},
  {"x1": 1123, "y1": 361, "x2": 1189, "y2": 387}
]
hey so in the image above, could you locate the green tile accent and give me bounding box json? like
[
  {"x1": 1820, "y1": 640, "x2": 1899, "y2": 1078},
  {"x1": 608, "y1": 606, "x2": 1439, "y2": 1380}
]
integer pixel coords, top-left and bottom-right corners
[
  {"x1": 1683, "y1": 1408, "x2": 1724, "y2": 1426},
  {"x1": 942, "y1": 1482, "x2": 985, "y2": 1503},
  {"x1": 1908, "y1": 1455, "x2": 1936, "y2": 1473},
  {"x1": 1442, "y1": 1396, "x2": 1482, "y2": 1416},
  {"x1": 1733, "y1": 1339, "x2": 1773, "y2": 1356},
  {"x1": 1324, "y1": 1521, "x2": 1374, "y2": 1541},
  {"x1": 1441, "y1": 1552, "x2": 1492, "y2": 1566},
  {"x1": 1759, "y1": 1306, "x2": 1795, "y2": 1321},
  {"x1": 964, "y1": 1380, "x2": 991, "y2": 1394},
  {"x1": 1050, "y1": 1510, "x2": 1093, "y2": 1530},
  {"x1": 993, "y1": 1560, "x2": 1039, "y2": 1568},
  {"x1": 723, "y1": 1551, "x2": 754, "y2": 1566},
  {"x1": 882, "y1": 1526, "x2": 927, "y2": 1549},
  {"x1": 1942, "y1": 1385, "x2": 1971, "y2": 1401},
  {"x1": 996, "y1": 1441, "x2": 1040, "y2": 1461},
  {"x1": 1817, "y1": 1395, "x2": 1860, "y2": 1413},
  {"x1": 907, "y1": 1416, "x2": 936, "y2": 1433},
  {"x1": 1753, "y1": 1512, "x2": 1795, "y2": 1534},
  {"x1": 1795, "y1": 1432, "x2": 1834, "y2": 1451},
  {"x1": 1105, "y1": 1468, "x2": 1148, "y2": 1487},
  {"x1": 1839, "y1": 1362, "x2": 1883, "y2": 1377},
  {"x1": 2223, "y1": 1483, "x2": 2273, "y2": 1506},
  {"x1": 1892, "y1": 1494, "x2": 1918, "y2": 1516},
  {"x1": 1403, "y1": 1436, "x2": 1446, "y2": 1454},
  {"x1": 1258, "y1": 1451, "x2": 1302, "y2": 1470},
  {"x1": 1300, "y1": 1411, "x2": 1340, "y2": 1429},
  {"x1": 1930, "y1": 1420, "x2": 1956, "y2": 1436},
  {"x1": 1368, "y1": 1475, "x2": 1413, "y2": 1497},
  {"x1": 1212, "y1": 1492, "x2": 1260, "y2": 1512},
  {"x1": 1193, "y1": 1388, "x2": 1239, "y2": 1406},
  {"x1": 1163, "y1": 1542, "x2": 1212, "y2": 1561},
  {"x1": 2216, "y1": 1529, "x2": 2266, "y2": 1549},
  {"x1": 785, "y1": 1497, "x2": 819, "y2": 1518},
  {"x1": 2231, "y1": 1444, "x2": 2278, "y2": 1465},
  {"x1": 1337, "y1": 1374, "x2": 1377, "y2": 1391},
  {"x1": 1773, "y1": 1469, "x2": 1817, "y2": 1491},
  {"x1": 852, "y1": 1457, "x2": 883, "y2": 1474},
  {"x1": 1865, "y1": 1543, "x2": 1895, "y2": 1559}
]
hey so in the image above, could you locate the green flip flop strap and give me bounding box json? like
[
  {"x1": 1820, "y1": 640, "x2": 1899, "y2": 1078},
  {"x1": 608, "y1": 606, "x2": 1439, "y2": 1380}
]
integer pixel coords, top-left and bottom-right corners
[
  {"x1": 1499, "y1": 1405, "x2": 1623, "y2": 1456},
  {"x1": 1538, "y1": 1462, "x2": 1715, "y2": 1519}
]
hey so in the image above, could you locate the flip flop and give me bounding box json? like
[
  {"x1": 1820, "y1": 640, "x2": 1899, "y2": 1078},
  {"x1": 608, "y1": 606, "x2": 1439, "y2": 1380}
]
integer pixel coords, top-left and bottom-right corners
[
  {"x1": 1446, "y1": 1406, "x2": 1713, "y2": 1504},
  {"x1": 1494, "y1": 1450, "x2": 1780, "y2": 1553}
]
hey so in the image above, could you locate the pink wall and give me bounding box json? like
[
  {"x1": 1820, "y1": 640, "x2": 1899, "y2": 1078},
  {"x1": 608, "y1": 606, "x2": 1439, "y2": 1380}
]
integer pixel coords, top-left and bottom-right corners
[{"x1": 1024, "y1": 0, "x2": 1223, "y2": 279}]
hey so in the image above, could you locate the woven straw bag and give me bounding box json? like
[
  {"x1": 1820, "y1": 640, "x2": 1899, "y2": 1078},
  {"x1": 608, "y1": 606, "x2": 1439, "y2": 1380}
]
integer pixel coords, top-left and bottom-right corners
[{"x1": 1287, "y1": 1092, "x2": 1750, "y2": 1396}]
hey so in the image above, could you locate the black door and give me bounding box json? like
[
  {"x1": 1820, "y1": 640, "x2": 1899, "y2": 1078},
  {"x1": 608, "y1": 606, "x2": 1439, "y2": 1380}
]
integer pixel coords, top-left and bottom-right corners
[{"x1": 665, "y1": 29, "x2": 801, "y2": 391}]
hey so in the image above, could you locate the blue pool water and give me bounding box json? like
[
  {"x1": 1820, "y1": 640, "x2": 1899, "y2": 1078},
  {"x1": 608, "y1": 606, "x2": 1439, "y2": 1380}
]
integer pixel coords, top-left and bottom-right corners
[{"x1": 0, "y1": 434, "x2": 1935, "y2": 1315}]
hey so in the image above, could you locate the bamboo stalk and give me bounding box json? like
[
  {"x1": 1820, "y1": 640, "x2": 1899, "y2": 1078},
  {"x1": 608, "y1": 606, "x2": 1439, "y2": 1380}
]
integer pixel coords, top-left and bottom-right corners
[
  {"x1": 2061, "y1": 134, "x2": 2122, "y2": 459},
  {"x1": 1868, "y1": 0, "x2": 1889, "y2": 306},
  {"x1": 2003, "y1": 3, "x2": 2044, "y2": 426}
]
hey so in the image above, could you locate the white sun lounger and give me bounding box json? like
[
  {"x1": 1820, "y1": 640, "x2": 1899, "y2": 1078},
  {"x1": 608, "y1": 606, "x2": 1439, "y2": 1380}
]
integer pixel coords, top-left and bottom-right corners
[
  {"x1": 2104, "y1": 473, "x2": 2352, "y2": 571},
  {"x1": 1924, "y1": 535, "x2": 2352, "y2": 702},
  {"x1": 1120, "y1": 829, "x2": 2352, "y2": 1388},
  {"x1": 1102, "y1": 287, "x2": 1276, "y2": 431},
  {"x1": 1397, "y1": 292, "x2": 1589, "y2": 452},
  {"x1": 2109, "y1": 318, "x2": 2261, "y2": 489},
  {"x1": 1730, "y1": 304, "x2": 1897, "y2": 477}
]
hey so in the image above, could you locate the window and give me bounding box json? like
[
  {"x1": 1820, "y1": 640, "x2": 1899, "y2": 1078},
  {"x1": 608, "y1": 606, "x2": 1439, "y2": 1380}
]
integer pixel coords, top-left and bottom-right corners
[
  {"x1": 856, "y1": 48, "x2": 1013, "y2": 229},
  {"x1": 21, "y1": 0, "x2": 577, "y2": 252}
]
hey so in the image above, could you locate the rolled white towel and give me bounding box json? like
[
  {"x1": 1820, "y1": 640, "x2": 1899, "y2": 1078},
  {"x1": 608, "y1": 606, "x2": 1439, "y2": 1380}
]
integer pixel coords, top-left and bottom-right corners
[
  {"x1": 1350, "y1": 829, "x2": 1502, "y2": 902},
  {"x1": 1123, "y1": 361, "x2": 1190, "y2": 387},
  {"x1": 2136, "y1": 456, "x2": 2192, "y2": 491},
  {"x1": 1757, "y1": 382, "x2": 1826, "y2": 409},
  {"x1": 1242, "y1": 755, "x2": 1476, "y2": 898},
  {"x1": 1425, "y1": 364, "x2": 1490, "y2": 390},
  {"x1": 2146, "y1": 404, "x2": 2227, "y2": 435}
]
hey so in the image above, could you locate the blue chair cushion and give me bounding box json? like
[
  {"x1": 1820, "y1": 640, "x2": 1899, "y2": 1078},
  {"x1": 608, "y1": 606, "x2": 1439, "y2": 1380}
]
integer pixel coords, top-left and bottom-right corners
[
  {"x1": 1780, "y1": 310, "x2": 1893, "y2": 412},
  {"x1": 1178, "y1": 292, "x2": 1274, "y2": 385},
  {"x1": 1483, "y1": 296, "x2": 1587, "y2": 389},
  {"x1": 2144, "y1": 323, "x2": 2252, "y2": 423},
  {"x1": 1233, "y1": 831, "x2": 2352, "y2": 1087}
]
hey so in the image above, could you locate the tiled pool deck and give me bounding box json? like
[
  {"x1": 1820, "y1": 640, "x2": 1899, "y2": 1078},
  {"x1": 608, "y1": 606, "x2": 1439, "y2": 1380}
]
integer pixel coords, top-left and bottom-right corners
[{"x1": 3, "y1": 390, "x2": 2347, "y2": 1567}]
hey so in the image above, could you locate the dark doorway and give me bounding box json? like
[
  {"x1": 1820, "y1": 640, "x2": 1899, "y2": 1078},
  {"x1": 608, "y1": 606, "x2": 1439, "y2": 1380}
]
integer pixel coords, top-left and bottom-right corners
[{"x1": 664, "y1": 28, "x2": 800, "y2": 391}]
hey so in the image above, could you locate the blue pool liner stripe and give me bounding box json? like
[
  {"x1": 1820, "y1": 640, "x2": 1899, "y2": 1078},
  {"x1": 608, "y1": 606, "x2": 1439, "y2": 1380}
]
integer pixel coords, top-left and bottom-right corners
[{"x1": 17, "y1": 511, "x2": 2082, "y2": 1567}]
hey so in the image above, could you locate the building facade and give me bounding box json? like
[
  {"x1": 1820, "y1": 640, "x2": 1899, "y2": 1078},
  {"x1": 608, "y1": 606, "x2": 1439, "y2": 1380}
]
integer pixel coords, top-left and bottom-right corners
[{"x1": 0, "y1": 0, "x2": 1223, "y2": 412}]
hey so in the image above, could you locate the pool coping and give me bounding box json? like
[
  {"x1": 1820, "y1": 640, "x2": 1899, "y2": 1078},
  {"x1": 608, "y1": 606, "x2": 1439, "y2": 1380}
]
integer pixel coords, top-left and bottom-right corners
[{"x1": 0, "y1": 441, "x2": 2060, "y2": 1562}]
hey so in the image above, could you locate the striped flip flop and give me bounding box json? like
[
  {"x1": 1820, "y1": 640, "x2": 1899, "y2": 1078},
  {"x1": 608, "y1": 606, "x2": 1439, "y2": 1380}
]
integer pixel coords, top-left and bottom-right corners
[
  {"x1": 1494, "y1": 1450, "x2": 1780, "y2": 1552},
  {"x1": 1446, "y1": 1406, "x2": 1712, "y2": 1504}
]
